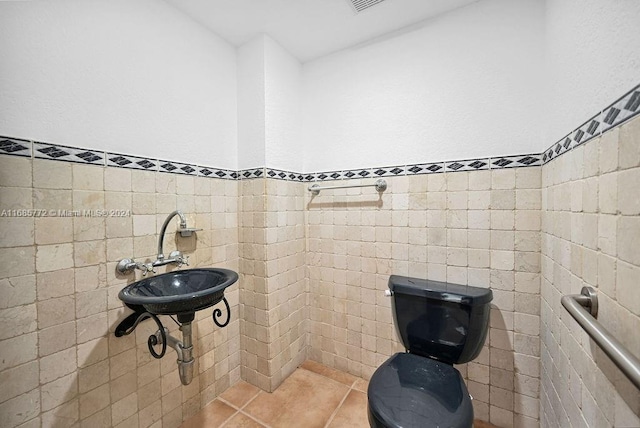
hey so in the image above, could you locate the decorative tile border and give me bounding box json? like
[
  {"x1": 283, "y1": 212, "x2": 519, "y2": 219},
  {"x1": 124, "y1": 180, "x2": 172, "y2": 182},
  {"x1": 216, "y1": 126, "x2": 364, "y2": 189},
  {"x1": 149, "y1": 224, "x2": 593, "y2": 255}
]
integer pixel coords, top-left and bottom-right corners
[
  {"x1": 263, "y1": 168, "x2": 310, "y2": 182},
  {"x1": 314, "y1": 171, "x2": 346, "y2": 181},
  {"x1": 240, "y1": 168, "x2": 264, "y2": 179},
  {"x1": 266, "y1": 169, "x2": 290, "y2": 180},
  {"x1": 445, "y1": 158, "x2": 490, "y2": 172},
  {"x1": 343, "y1": 169, "x2": 373, "y2": 179},
  {"x1": 602, "y1": 84, "x2": 640, "y2": 132},
  {"x1": 2, "y1": 84, "x2": 638, "y2": 179},
  {"x1": 490, "y1": 154, "x2": 542, "y2": 169},
  {"x1": 571, "y1": 113, "x2": 602, "y2": 149},
  {"x1": 34, "y1": 142, "x2": 104, "y2": 165},
  {"x1": 200, "y1": 167, "x2": 236, "y2": 179},
  {"x1": 0, "y1": 136, "x2": 32, "y2": 157},
  {"x1": 542, "y1": 134, "x2": 570, "y2": 164},
  {"x1": 158, "y1": 160, "x2": 197, "y2": 175},
  {"x1": 289, "y1": 172, "x2": 305, "y2": 181},
  {"x1": 106, "y1": 152, "x2": 157, "y2": 171},
  {"x1": 406, "y1": 163, "x2": 444, "y2": 175},
  {"x1": 371, "y1": 165, "x2": 407, "y2": 177},
  {"x1": 544, "y1": 84, "x2": 640, "y2": 165}
]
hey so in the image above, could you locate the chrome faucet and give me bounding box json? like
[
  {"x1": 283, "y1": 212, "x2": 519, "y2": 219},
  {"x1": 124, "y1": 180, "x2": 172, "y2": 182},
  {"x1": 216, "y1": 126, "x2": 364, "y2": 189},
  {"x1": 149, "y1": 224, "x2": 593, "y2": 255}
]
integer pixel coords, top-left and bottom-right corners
[
  {"x1": 116, "y1": 210, "x2": 200, "y2": 275},
  {"x1": 153, "y1": 210, "x2": 192, "y2": 268},
  {"x1": 116, "y1": 259, "x2": 156, "y2": 276}
]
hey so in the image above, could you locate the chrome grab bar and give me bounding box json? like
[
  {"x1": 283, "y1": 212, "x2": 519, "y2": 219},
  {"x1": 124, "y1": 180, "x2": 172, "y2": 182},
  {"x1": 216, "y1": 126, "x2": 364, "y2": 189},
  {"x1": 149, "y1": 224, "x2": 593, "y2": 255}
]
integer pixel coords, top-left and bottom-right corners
[
  {"x1": 308, "y1": 178, "x2": 387, "y2": 195},
  {"x1": 561, "y1": 287, "x2": 640, "y2": 390}
]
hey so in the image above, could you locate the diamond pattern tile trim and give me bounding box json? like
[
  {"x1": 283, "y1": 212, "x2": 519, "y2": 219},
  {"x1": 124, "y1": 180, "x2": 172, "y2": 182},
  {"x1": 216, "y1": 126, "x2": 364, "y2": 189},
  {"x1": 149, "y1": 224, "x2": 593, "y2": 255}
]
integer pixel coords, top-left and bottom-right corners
[
  {"x1": 602, "y1": 85, "x2": 640, "y2": 132},
  {"x1": 492, "y1": 154, "x2": 542, "y2": 168},
  {"x1": 240, "y1": 168, "x2": 265, "y2": 179},
  {"x1": 542, "y1": 134, "x2": 571, "y2": 165},
  {"x1": 315, "y1": 171, "x2": 344, "y2": 181},
  {"x1": 0, "y1": 137, "x2": 31, "y2": 157},
  {"x1": 158, "y1": 160, "x2": 198, "y2": 175},
  {"x1": 107, "y1": 153, "x2": 157, "y2": 170},
  {"x1": 406, "y1": 163, "x2": 444, "y2": 175},
  {"x1": 445, "y1": 159, "x2": 489, "y2": 172},
  {"x1": 265, "y1": 169, "x2": 306, "y2": 181},
  {"x1": 212, "y1": 169, "x2": 235, "y2": 179},
  {"x1": 571, "y1": 113, "x2": 602, "y2": 149},
  {"x1": 35, "y1": 143, "x2": 104, "y2": 165}
]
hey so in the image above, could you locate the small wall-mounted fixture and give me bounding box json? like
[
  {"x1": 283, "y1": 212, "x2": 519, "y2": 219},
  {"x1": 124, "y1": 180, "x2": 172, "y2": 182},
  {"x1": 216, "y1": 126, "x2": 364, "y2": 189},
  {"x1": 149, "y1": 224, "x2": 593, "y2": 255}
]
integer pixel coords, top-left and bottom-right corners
[{"x1": 308, "y1": 178, "x2": 387, "y2": 196}]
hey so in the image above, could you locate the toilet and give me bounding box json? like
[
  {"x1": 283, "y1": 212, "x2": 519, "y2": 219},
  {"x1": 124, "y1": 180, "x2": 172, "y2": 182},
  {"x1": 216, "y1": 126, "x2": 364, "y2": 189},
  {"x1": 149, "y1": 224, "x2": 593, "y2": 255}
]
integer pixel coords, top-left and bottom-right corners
[{"x1": 367, "y1": 275, "x2": 493, "y2": 428}]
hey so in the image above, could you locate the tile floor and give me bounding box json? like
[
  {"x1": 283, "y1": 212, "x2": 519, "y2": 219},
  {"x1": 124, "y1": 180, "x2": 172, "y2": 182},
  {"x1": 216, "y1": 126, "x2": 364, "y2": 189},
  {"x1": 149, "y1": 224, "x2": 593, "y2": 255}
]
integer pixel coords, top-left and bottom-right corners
[{"x1": 181, "y1": 360, "x2": 499, "y2": 428}]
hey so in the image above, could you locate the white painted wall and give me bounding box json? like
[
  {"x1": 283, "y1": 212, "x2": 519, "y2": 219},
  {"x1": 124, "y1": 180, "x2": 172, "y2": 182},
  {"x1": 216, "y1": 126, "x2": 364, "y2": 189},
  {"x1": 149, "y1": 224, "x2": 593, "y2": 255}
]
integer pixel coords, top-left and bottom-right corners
[
  {"x1": 3, "y1": 0, "x2": 637, "y2": 172},
  {"x1": 236, "y1": 35, "x2": 302, "y2": 172},
  {"x1": 237, "y1": 36, "x2": 266, "y2": 170},
  {"x1": 299, "y1": 0, "x2": 545, "y2": 172},
  {"x1": 0, "y1": 0, "x2": 238, "y2": 168},
  {"x1": 264, "y1": 37, "x2": 302, "y2": 172},
  {"x1": 544, "y1": 0, "x2": 640, "y2": 144}
]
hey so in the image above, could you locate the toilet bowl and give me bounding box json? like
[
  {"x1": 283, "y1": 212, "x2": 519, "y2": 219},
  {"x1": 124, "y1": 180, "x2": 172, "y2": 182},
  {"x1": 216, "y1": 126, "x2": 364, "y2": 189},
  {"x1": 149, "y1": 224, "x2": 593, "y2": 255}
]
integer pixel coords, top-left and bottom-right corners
[{"x1": 367, "y1": 275, "x2": 492, "y2": 428}]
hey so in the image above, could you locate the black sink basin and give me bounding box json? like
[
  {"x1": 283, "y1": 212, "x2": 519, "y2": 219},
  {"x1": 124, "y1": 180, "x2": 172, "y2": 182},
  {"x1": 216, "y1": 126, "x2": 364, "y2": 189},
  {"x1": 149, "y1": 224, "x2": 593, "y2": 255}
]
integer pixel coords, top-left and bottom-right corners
[{"x1": 118, "y1": 268, "x2": 238, "y2": 315}]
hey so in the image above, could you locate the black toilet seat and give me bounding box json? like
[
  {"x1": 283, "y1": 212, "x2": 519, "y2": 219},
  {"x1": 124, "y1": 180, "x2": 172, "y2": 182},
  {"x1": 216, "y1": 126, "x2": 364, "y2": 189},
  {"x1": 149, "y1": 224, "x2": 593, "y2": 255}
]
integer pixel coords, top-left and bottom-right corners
[{"x1": 367, "y1": 353, "x2": 473, "y2": 428}]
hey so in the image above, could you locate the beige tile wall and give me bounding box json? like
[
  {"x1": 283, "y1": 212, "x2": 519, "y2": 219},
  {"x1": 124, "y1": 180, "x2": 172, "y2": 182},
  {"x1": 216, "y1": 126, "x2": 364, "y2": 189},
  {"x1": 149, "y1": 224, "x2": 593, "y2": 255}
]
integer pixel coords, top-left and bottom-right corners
[
  {"x1": 306, "y1": 170, "x2": 542, "y2": 427},
  {"x1": 239, "y1": 178, "x2": 267, "y2": 391},
  {"x1": 540, "y1": 116, "x2": 640, "y2": 427},
  {"x1": 0, "y1": 158, "x2": 240, "y2": 428},
  {"x1": 239, "y1": 177, "x2": 307, "y2": 392}
]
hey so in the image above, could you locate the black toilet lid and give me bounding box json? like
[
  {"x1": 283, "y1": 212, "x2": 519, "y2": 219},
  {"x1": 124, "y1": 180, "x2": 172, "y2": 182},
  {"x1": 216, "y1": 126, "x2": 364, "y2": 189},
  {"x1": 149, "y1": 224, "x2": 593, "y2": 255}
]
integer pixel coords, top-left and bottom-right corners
[{"x1": 367, "y1": 353, "x2": 473, "y2": 428}]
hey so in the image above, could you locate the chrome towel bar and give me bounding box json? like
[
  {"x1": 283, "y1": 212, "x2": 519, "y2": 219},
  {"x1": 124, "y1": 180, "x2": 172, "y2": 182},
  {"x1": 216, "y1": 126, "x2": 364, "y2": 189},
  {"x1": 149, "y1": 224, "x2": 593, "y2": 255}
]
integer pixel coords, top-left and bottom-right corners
[
  {"x1": 561, "y1": 287, "x2": 640, "y2": 390},
  {"x1": 308, "y1": 178, "x2": 387, "y2": 195}
]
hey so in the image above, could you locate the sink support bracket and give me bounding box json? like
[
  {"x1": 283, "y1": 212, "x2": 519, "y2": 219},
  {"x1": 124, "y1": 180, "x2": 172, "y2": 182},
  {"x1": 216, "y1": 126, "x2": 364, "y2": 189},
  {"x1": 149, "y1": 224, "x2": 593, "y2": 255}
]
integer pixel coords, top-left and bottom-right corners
[
  {"x1": 213, "y1": 297, "x2": 231, "y2": 328},
  {"x1": 113, "y1": 296, "x2": 232, "y2": 385},
  {"x1": 114, "y1": 307, "x2": 168, "y2": 359}
]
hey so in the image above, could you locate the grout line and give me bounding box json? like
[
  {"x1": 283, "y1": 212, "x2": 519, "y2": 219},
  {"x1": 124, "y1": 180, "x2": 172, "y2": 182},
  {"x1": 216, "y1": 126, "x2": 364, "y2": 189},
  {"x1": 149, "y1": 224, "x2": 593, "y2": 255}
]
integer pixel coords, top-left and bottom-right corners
[
  {"x1": 217, "y1": 409, "x2": 240, "y2": 428},
  {"x1": 241, "y1": 389, "x2": 262, "y2": 410},
  {"x1": 216, "y1": 388, "x2": 261, "y2": 413},
  {"x1": 221, "y1": 367, "x2": 365, "y2": 428},
  {"x1": 237, "y1": 408, "x2": 272, "y2": 428},
  {"x1": 299, "y1": 363, "x2": 369, "y2": 394},
  {"x1": 323, "y1": 385, "x2": 352, "y2": 428},
  {"x1": 298, "y1": 366, "x2": 357, "y2": 390},
  {"x1": 216, "y1": 396, "x2": 243, "y2": 412},
  {"x1": 219, "y1": 389, "x2": 270, "y2": 427}
]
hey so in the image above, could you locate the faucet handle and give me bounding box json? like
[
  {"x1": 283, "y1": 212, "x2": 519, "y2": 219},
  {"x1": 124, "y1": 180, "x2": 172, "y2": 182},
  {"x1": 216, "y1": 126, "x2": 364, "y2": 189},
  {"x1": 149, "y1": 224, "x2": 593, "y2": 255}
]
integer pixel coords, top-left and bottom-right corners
[
  {"x1": 169, "y1": 250, "x2": 189, "y2": 267},
  {"x1": 177, "y1": 254, "x2": 189, "y2": 267},
  {"x1": 138, "y1": 262, "x2": 156, "y2": 276},
  {"x1": 116, "y1": 258, "x2": 157, "y2": 276}
]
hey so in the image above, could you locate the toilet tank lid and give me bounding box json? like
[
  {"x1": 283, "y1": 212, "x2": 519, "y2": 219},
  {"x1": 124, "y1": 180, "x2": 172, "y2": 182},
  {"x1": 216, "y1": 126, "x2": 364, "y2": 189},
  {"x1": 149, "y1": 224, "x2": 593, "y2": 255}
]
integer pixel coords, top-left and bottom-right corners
[{"x1": 388, "y1": 275, "x2": 493, "y2": 306}]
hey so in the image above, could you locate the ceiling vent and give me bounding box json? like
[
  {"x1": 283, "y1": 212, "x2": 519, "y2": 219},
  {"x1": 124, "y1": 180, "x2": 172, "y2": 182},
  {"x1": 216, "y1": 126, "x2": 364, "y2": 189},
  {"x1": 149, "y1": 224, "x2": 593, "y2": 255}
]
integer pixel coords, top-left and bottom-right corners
[{"x1": 346, "y1": 0, "x2": 389, "y2": 13}]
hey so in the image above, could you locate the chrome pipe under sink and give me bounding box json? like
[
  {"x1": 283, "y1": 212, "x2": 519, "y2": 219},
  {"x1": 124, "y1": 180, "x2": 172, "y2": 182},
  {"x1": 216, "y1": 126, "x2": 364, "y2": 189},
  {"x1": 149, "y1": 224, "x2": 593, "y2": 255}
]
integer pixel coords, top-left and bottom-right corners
[{"x1": 152, "y1": 323, "x2": 194, "y2": 385}]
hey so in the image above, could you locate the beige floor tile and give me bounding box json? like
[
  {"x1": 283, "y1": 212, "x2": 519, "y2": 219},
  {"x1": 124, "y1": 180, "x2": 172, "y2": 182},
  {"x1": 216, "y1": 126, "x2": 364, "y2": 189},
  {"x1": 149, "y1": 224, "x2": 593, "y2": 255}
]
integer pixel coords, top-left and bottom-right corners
[
  {"x1": 301, "y1": 360, "x2": 357, "y2": 386},
  {"x1": 328, "y1": 390, "x2": 369, "y2": 428},
  {"x1": 352, "y1": 378, "x2": 369, "y2": 393},
  {"x1": 194, "y1": 365, "x2": 497, "y2": 428},
  {"x1": 243, "y1": 369, "x2": 349, "y2": 428},
  {"x1": 220, "y1": 381, "x2": 261, "y2": 409},
  {"x1": 180, "y1": 399, "x2": 236, "y2": 428},
  {"x1": 223, "y1": 412, "x2": 266, "y2": 427}
]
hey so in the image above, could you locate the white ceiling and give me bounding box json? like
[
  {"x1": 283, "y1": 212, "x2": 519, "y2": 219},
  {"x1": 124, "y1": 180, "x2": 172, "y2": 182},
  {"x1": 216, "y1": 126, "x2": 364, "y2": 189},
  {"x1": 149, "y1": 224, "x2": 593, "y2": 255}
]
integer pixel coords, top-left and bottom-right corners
[{"x1": 165, "y1": 0, "x2": 478, "y2": 62}]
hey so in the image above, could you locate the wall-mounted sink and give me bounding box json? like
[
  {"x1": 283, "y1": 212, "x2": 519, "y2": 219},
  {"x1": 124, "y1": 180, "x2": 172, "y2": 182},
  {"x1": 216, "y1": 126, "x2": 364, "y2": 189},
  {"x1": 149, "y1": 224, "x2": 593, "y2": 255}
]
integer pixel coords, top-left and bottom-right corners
[
  {"x1": 118, "y1": 267, "x2": 238, "y2": 316},
  {"x1": 115, "y1": 267, "x2": 238, "y2": 385}
]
